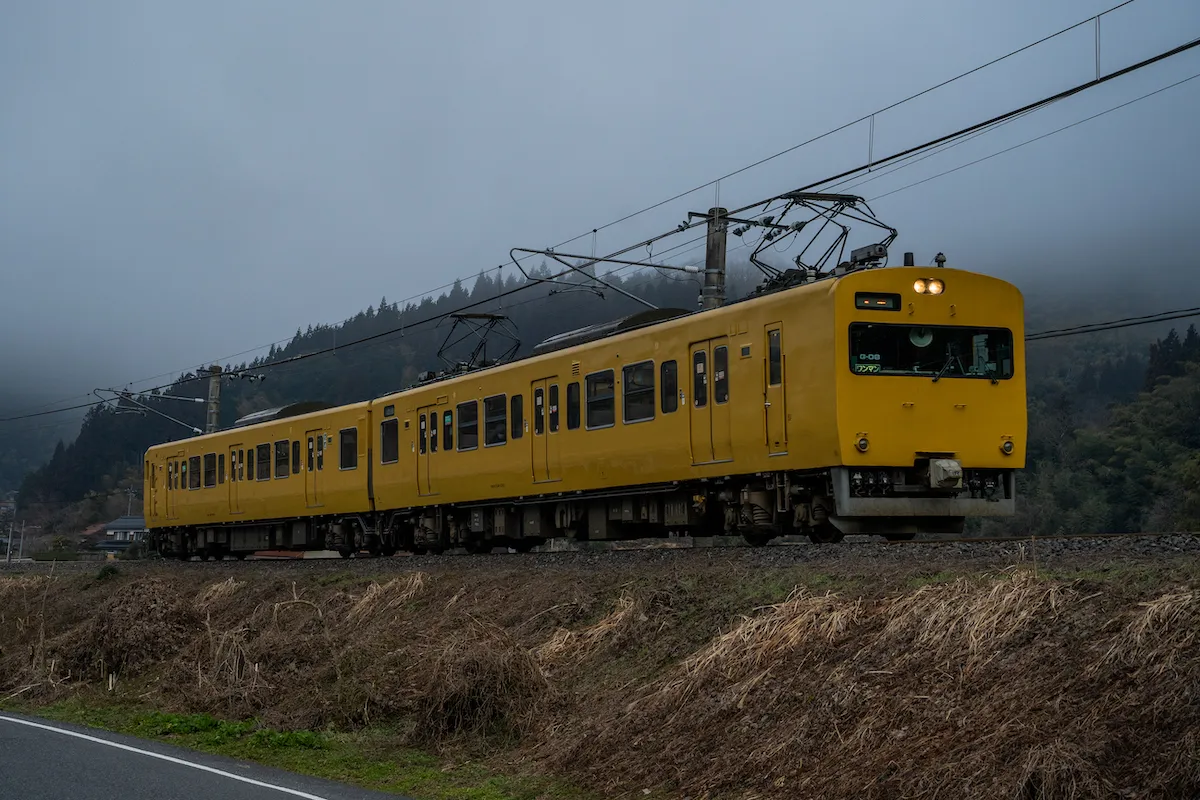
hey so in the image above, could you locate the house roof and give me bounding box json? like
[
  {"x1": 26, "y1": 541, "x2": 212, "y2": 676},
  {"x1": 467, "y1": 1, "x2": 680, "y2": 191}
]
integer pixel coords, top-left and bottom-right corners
[{"x1": 105, "y1": 515, "x2": 146, "y2": 532}]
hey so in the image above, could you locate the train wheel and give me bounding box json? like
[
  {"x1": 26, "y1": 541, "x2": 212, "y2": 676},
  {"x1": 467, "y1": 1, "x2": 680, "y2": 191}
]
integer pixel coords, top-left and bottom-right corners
[
  {"x1": 337, "y1": 548, "x2": 353, "y2": 559},
  {"x1": 742, "y1": 531, "x2": 772, "y2": 547},
  {"x1": 807, "y1": 524, "x2": 845, "y2": 544}
]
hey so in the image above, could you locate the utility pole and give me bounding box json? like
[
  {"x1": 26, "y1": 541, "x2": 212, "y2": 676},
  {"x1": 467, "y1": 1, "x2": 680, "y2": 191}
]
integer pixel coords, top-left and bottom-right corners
[
  {"x1": 17, "y1": 521, "x2": 24, "y2": 560},
  {"x1": 126, "y1": 487, "x2": 136, "y2": 516},
  {"x1": 701, "y1": 206, "x2": 728, "y2": 310},
  {"x1": 205, "y1": 365, "x2": 222, "y2": 434},
  {"x1": 5, "y1": 520, "x2": 11, "y2": 565}
]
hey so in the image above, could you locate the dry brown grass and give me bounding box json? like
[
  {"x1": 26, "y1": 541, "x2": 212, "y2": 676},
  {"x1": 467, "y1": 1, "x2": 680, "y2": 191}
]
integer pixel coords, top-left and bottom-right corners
[{"x1": 534, "y1": 590, "x2": 640, "y2": 669}]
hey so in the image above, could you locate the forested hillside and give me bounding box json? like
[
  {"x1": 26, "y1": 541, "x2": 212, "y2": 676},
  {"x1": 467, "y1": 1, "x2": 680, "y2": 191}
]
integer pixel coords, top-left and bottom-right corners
[{"x1": 12, "y1": 261, "x2": 1200, "y2": 537}]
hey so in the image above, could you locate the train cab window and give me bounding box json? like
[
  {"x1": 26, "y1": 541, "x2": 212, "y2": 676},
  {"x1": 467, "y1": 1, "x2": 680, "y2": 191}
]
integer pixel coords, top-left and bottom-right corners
[
  {"x1": 768, "y1": 330, "x2": 782, "y2": 386},
  {"x1": 316, "y1": 435, "x2": 324, "y2": 470},
  {"x1": 534, "y1": 388, "x2": 545, "y2": 434},
  {"x1": 340, "y1": 428, "x2": 358, "y2": 469},
  {"x1": 693, "y1": 351, "x2": 708, "y2": 407},
  {"x1": 275, "y1": 440, "x2": 289, "y2": 479},
  {"x1": 566, "y1": 382, "x2": 580, "y2": 429},
  {"x1": 203, "y1": 454, "x2": 217, "y2": 488},
  {"x1": 511, "y1": 394, "x2": 524, "y2": 440},
  {"x1": 381, "y1": 418, "x2": 399, "y2": 463},
  {"x1": 661, "y1": 361, "x2": 678, "y2": 413},
  {"x1": 443, "y1": 410, "x2": 453, "y2": 450},
  {"x1": 256, "y1": 444, "x2": 271, "y2": 480},
  {"x1": 188, "y1": 456, "x2": 201, "y2": 489},
  {"x1": 218, "y1": 454, "x2": 226, "y2": 485},
  {"x1": 623, "y1": 361, "x2": 655, "y2": 423},
  {"x1": 457, "y1": 400, "x2": 478, "y2": 451},
  {"x1": 419, "y1": 414, "x2": 427, "y2": 455},
  {"x1": 484, "y1": 394, "x2": 506, "y2": 446},
  {"x1": 292, "y1": 441, "x2": 301, "y2": 474},
  {"x1": 586, "y1": 370, "x2": 615, "y2": 429},
  {"x1": 848, "y1": 323, "x2": 1015, "y2": 379},
  {"x1": 714, "y1": 346, "x2": 730, "y2": 404},
  {"x1": 549, "y1": 385, "x2": 560, "y2": 433}
]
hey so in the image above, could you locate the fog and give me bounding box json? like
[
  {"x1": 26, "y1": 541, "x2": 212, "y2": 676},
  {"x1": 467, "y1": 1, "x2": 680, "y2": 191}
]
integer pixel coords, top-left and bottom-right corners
[{"x1": 2, "y1": 0, "x2": 1198, "y2": 414}]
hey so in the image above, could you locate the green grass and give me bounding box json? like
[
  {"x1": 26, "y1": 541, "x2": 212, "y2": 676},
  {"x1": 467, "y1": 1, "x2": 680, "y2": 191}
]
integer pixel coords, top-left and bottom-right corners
[{"x1": 8, "y1": 700, "x2": 591, "y2": 800}]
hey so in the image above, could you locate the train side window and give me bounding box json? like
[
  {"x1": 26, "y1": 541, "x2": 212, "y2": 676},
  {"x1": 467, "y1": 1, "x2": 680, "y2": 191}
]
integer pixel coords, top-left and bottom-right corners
[
  {"x1": 457, "y1": 401, "x2": 478, "y2": 450},
  {"x1": 275, "y1": 440, "x2": 289, "y2": 479},
  {"x1": 566, "y1": 382, "x2": 580, "y2": 429},
  {"x1": 292, "y1": 441, "x2": 301, "y2": 474},
  {"x1": 511, "y1": 394, "x2": 524, "y2": 440},
  {"x1": 623, "y1": 361, "x2": 655, "y2": 423},
  {"x1": 316, "y1": 435, "x2": 324, "y2": 470},
  {"x1": 340, "y1": 428, "x2": 358, "y2": 469},
  {"x1": 392, "y1": 418, "x2": 412, "y2": 459},
  {"x1": 714, "y1": 346, "x2": 729, "y2": 404},
  {"x1": 549, "y1": 385, "x2": 559, "y2": 433},
  {"x1": 247, "y1": 448, "x2": 255, "y2": 480},
  {"x1": 307, "y1": 438, "x2": 314, "y2": 471},
  {"x1": 218, "y1": 454, "x2": 226, "y2": 485},
  {"x1": 443, "y1": 410, "x2": 454, "y2": 450},
  {"x1": 419, "y1": 414, "x2": 427, "y2": 455},
  {"x1": 768, "y1": 329, "x2": 782, "y2": 386},
  {"x1": 203, "y1": 453, "x2": 217, "y2": 488},
  {"x1": 661, "y1": 361, "x2": 678, "y2": 413},
  {"x1": 586, "y1": 370, "x2": 615, "y2": 429},
  {"x1": 430, "y1": 415, "x2": 438, "y2": 452},
  {"x1": 534, "y1": 388, "x2": 545, "y2": 435},
  {"x1": 693, "y1": 351, "x2": 708, "y2": 407},
  {"x1": 254, "y1": 444, "x2": 269, "y2": 480},
  {"x1": 188, "y1": 456, "x2": 201, "y2": 489},
  {"x1": 484, "y1": 394, "x2": 507, "y2": 446}
]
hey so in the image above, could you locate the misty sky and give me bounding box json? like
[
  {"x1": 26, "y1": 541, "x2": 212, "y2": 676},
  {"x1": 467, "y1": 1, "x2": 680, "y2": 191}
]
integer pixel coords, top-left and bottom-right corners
[{"x1": 2, "y1": 0, "x2": 1199, "y2": 415}]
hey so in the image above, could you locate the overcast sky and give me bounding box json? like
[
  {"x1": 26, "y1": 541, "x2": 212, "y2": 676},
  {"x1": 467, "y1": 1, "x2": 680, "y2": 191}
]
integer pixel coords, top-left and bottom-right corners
[{"x1": 2, "y1": 0, "x2": 1198, "y2": 409}]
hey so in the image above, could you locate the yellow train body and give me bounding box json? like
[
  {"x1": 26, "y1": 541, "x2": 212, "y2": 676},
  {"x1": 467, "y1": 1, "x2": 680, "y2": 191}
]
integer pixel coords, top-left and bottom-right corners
[{"x1": 146, "y1": 265, "x2": 1025, "y2": 556}]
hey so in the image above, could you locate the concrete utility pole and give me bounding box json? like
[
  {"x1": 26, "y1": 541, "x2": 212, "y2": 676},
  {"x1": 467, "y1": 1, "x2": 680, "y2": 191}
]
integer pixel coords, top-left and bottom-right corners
[
  {"x1": 701, "y1": 206, "x2": 728, "y2": 310},
  {"x1": 205, "y1": 365, "x2": 222, "y2": 434},
  {"x1": 17, "y1": 521, "x2": 24, "y2": 560},
  {"x1": 5, "y1": 521, "x2": 11, "y2": 565}
]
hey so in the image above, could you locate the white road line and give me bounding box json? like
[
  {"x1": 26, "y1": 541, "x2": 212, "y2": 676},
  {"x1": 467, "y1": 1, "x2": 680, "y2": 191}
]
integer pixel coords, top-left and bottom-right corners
[{"x1": 0, "y1": 715, "x2": 336, "y2": 800}]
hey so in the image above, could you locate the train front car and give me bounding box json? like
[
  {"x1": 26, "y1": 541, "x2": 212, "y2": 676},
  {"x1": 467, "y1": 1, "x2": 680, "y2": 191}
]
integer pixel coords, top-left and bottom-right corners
[{"x1": 824, "y1": 266, "x2": 1026, "y2": 540}]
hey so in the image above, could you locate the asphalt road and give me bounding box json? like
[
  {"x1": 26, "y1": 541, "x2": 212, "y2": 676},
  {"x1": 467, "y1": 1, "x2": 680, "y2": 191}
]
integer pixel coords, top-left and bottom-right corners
[{"x1": 0, "y1": 713, "x2": 407, "y2": 800}]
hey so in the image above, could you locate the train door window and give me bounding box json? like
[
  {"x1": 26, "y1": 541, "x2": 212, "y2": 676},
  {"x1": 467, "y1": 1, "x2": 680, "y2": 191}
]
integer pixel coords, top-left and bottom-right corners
[
  {"x1": 566, "y1": 382, "x2": 580, "y2": 430},
  {"x1": 203, "y1": 454, "x2": 217, "y2": 487},
  {"x1": 166, "y1": 462, "x2": 172, "y2": 491},
  {"x1": 381, "y1": 418, "x2": 399, "y2": 463},
  {"x1": 534, "y1": 388, "x2": 545, "y2": 434},
  {"x1": 188, "y1": 456, "x2": 201, "y2": 489},
  {"x1": 292, "y1": 441, "x2": 301, "y2": 474},
  {"x1": 457, "y1": 400, "x2": 478, "y2": 450},
  {"x1": 238, "y1": 449, "x2": 245, "y2": 481},
  {"x1": 339, "y1": 428, "x2": 358, "y2": 469},
  {"x1": 218, "y1": 454, "x2": 226, "y2": 485},
  {"x1": 443, "y1": 410, "x2": 453, "y2": 450},
  {"x1": 768, "y1": 330, "x2": 782, "y2": 386},
  {"x1": 307, "y1": 438, "x2": 314, "y2": 471},
  {"x1": 714, "y1": 346, "x2": 730, "y2": 404},
  {"x1": 511, "y1": 394, "x2": 524, "y2": 440},
  {"x1": 623, "y1": 361, "x2": 655, "y2": 423},
  {"x1": 586, "y1": 370, "x2": 615, "y2": 429},
  {"x1": 484, "y1": 394, "x2": 507, "y2": 446},
  {"x1": 316, "y1": 435, "x2": 324, "y2": 470},
  {"x1": 661, "y1": 361, "x2": 678, "y2": 413},
  {"x1": 256, "y1": 444, "x2": 271, "y2": 480},
  {"x1": 693, "y1": 351, "x2": 708, "y2": 407},
  {"x1": 430, "y1": 416, "x2": 438, "y2": 452},
  {"x1": 419, "y1": 414, "x2": 427, "y2": 455},
  {"x1": 229, "y1": 453, "x2": 236, "y2": 482},
  {"x1": 548, "y1": 385, "x2": 560, "y2": 433},
  {"x1": 275, "y1": 440, "x2": 289, "y2": 479}
]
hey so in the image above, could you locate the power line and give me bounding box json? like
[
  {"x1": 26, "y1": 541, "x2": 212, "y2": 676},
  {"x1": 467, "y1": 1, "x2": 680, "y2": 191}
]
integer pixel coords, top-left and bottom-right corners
[{"x1": 1027, "y1": 307, "x2": 1200, "y2": 341}]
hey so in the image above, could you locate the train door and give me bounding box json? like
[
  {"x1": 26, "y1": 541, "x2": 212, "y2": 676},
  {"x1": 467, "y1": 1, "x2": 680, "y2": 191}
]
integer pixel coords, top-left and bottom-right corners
[
  {"x1": 689, "y1": 338, "x2": 733, "y2": 464},
  {"x1": 416, "y1": 406, "x2": 438, "y2": 496},
  {"x1": 764, "y1": 324, "x2": 788, "y2": 455},
  {"x1": 146, "y1": 458, "x2": 159, "y2": 524},
  {"x1": 305, "y1": 429, "x2": 323, "y2": 508},
  {"x1": 228, "y1": 444, "x2": 242, "y2": 514},
  {"x1": 531, "y1": 378, "x2": 562, "y2": 484},
  {"x1": 166, "y1": 449, "x2": 184, "y2": 520}
]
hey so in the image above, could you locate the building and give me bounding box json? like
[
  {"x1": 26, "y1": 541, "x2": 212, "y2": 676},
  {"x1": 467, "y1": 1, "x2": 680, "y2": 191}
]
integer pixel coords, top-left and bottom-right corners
[{"x1": 78, "y1": 516, "x2": 148, "y2": 556}]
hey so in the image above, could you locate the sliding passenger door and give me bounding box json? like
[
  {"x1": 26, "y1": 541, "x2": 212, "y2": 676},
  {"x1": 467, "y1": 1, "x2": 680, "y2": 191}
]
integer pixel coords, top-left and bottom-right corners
[
  {"x1": 689, "y1": 338, "x2": 733, "y2": 464},
  {"x1": 305, "y1": 429, "x2": 323, "y2": 508},
  {"x1": 764, "y1": 324, "x2": 788, "y2": 455},
  {"x1": 228, "y1": 444, "x2": 242, "y2": 514},
  {"x1": 416, "y1": 406, "x2": 439, "y2": 497},
  {"x1": 530, "y1": 378, "x2": 562, "y2": 484}
]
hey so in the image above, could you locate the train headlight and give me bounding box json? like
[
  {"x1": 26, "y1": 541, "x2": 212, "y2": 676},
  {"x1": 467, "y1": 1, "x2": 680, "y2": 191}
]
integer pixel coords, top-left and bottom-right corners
[
  {"x1": 913, "y1": 279, "x2": 927, "y2": 294},
  {"x1": 1001, "y1": 440, "x2": 1015, "y2": 455},
  {"x1": 856, "y1": 437, "x2": 870, "y2": 452},
  {"x1": 927, "y1": 279, "x2": 944, "y2": 295}
]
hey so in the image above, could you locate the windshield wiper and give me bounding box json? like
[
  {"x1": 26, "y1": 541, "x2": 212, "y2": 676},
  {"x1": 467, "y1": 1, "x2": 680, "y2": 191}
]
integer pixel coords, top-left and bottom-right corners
[{"x1": 931, "y1": 346, "x2": 959, "y2": 383}]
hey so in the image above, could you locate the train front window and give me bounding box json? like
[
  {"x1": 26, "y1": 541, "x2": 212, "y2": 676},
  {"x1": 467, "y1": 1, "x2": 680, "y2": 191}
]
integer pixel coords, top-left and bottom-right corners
[{"x1": 849, "y1": 323, "x2": 1014, "y2": 380}]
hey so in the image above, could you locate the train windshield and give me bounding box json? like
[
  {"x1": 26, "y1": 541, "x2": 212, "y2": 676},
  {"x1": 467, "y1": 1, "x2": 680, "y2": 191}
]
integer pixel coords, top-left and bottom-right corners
[{"x1": 849, "y1": 323, "x2": 1015, "y2": 380}]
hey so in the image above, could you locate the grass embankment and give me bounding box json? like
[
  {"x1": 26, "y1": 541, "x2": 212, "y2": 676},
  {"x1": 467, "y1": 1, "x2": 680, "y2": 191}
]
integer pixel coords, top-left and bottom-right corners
[{"x1": 2, "y1": 551, "x2": 1200, "y2": 799}]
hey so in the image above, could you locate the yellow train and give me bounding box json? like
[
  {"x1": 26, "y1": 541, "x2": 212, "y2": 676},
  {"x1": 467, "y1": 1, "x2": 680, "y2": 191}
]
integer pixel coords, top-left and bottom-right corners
[{"x1": 145, "y1": 263, "x2": 1025, "y2": 558}]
